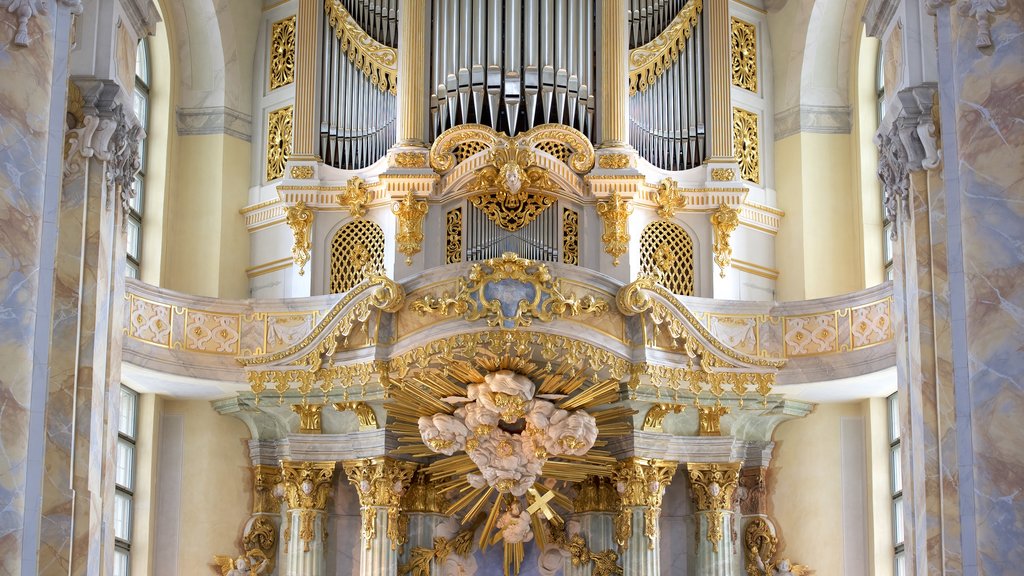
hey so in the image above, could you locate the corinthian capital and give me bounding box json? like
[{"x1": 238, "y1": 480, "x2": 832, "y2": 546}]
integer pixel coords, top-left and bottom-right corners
[
  {"x1": 686, "y1": 462, "x2": 741, "y2": 552},
  {"x1": 611, "y1": 458, "x2": 678, "y2": 549}
]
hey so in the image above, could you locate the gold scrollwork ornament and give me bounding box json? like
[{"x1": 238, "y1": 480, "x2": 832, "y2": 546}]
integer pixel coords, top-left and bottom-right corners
[
  {"x1": 339, "y1": 176, "x2": 370, "y2": 218},
  {"x1": 656, "y1": 178, "x2": 687, "y2": 219},
  {"x1": 711, "y1": 204, "x2": 741, "y2": 278},
  {"x1": 597, "y1": 193, "x2": 633, "y2": 266},
  {"x1": 285, "y1": 201, "x2": 314, "y2": 276},
  {"x1": 731, "y1": 17, "x2": 758, "y2": 92},
  {"x1": 392, "y1": 194, "x2": 428, "y2": 265},
  {"x1": 269, "y1": 16, "x2": 296, "y2": 90}
]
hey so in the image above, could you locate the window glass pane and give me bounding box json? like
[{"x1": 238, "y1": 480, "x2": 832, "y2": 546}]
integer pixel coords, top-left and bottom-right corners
[
  {"x1": 126, "y1": 262, "x2": 139, "y2": 279},
  {"x1": 131, "y1": 176, "x2": 144, "y2": 214},
  {"x1": 136, "y1": 40, "x2": 149, "y2": 85},
  {"x1": 119, "y1": 388, "x2": 137, "y2": 438},
  {"x1": 895, "y1": 551, "x2": 906, "y2": 576},
  {"x1": 113, "y1": 491, "x2": 132, "y2": 542},
  {"x1": 116, "y1": 439, "x2": 135, "y2": 490},
  {"x1": 893, "y1": 496, "x2": 905, "y2": 546},
  {"x1": 126, "y1": 219, "x2": 141, "y2": 260},
  {"x1": 891, "y1": 444, "x2": 902, "y2": 495},
  {"x1": 114, "y1": 548, "x2": 130, "y2": 576},
  {"x1": 133, "y1": 88, "x2": 147, "y2": 125},
  {"x1": 889, "y1": 394, "x2": 900, "y2": 441}
]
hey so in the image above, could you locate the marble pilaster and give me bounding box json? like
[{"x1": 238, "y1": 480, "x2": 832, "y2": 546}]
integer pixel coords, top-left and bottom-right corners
[
  {"x1": 281, "y1": 461, "x2": 336, "y2": 576},
  {"x1": 567, "y1": 476, "x2": 620, "y2": 576},
  {"x1": 343, "y1": 457, "x2": 417, "y2": 576},
  {"x1": 687, "y1": 462, "x2": 741, "y2": 576},
  {"x1": 598, "y1": 0, "x2": 629, "y2": 148}
]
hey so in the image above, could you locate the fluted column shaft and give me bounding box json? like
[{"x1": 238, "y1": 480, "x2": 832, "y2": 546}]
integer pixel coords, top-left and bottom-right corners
[
  {"x1": 599, "y1": 0, "x2": 629, "y2": 148},
  {"x1": 292, "y1": 0, "x2": 319, "y2": 158},
  {"x1": 687, "y1": 462, "x2": 742, "y2": 576},
  {"x1": 706, "y1": 0, "x2": 734, "y2": 160},
  {"x1": 281, "y1": 461, "x2": 336, "y2": 576},
  {"x1": 396, "y1": 0, "x2": 429, "y2": 146}
]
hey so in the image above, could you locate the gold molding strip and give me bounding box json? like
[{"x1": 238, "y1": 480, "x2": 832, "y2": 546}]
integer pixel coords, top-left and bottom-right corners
[{"x1": 628, "y1": 0, "x2": 704, "y2": 95}]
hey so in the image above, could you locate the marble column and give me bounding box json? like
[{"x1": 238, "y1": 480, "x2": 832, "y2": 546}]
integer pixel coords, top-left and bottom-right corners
[
  {"x1": 395, "y1": 0, "x2": 429, "y2": 148},
  {"x1": 343, "y1": 457, "x2": 417, "y2": 576},
  {"x1": 612, "y1": 458, "x2": 678, "y2": 574},
  {"x1": 281, "y1": 461, "x2": 336, "y2": 576},
  {"x1": 598, "y1": 0, "x2": 629, "y2": 149},
  {"x1": 686, "y1": 462, "x2": 741, "y2": 576},
  {"x1": 566, "y1": 476, "x2": 620, "y2": 576}
]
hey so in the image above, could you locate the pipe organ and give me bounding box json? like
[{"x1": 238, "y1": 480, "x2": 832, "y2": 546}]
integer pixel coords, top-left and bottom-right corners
[
  {"x1": 628, "y1": 0, "x2": 707, "y2": 171},
  {"x1": 429, "y1": 0, "x2": 597, "y2": 140},
  {"x1": 320, "y1": 0, "x2": 399, "y2": 169},
  {"x1": 463, "y1": 199, "x2": 564, "y2": 263}
]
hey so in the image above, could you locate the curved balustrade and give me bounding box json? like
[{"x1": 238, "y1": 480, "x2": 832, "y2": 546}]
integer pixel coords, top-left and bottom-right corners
[{"x1": 123, "y1": 273, "x2": 894, "y2": 387}]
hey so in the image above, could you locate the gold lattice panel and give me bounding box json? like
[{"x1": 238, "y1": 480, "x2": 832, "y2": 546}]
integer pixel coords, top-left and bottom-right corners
[
  {"x1": 452, "y1": 141, "x2": 489, "y2": 164},
  {"x1": 640, "y1": 221, "x2": 695, "y2": 296},
  {"x1": 446, "y1": 208, "x2": 463, "y2": 264},
  {"x1": 562, "y1": 208, "x2": 579, "y2": 265},
  {"x1": 329, "y1": 220, "x2": 385, "y2": 294},
  {"x1": 535, "y1": 141, "x2": 571, "y2": 164}
]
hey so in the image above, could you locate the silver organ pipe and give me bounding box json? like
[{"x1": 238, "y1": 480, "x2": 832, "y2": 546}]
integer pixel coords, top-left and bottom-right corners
[
  {"x1": 464, "y1": 203, "x2": 560, "y2": 263},
  {"x1": 628, "y1": 0, "x2": 706, "y2": 171},
  {"x1": 430, "y1": 0, "x2": 596, "y2": 141},
  {"x1": 320, "y1": 0, "x2": 399, "y2": 169}
]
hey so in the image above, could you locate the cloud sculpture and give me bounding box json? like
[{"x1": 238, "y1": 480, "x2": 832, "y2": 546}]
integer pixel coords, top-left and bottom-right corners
[{"x1": 419, "y1": 370, "x2": 599, "y2": 499}]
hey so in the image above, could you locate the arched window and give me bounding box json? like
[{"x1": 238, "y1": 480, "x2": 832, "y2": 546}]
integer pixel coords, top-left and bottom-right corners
[
  {"x1": 329, "y1": 220, "x2": 385, "y2": 293},
  {"x1": 640, "y1": 221, "x2": 695, "y2": 296},
  {"x1": 126, "y1": 39, "x2": 150, "y2": 278},
  {"x1": 877, "y1": 49, "x2": 894, "y2": 279}
]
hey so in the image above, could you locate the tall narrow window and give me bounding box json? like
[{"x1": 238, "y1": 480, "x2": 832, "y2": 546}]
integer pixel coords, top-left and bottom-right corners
[
  {"x1": 877, "y1": 52, "x2": 894, "y2": 279},
  {"x1": 888, "y1": 393, "x2": 905, "y2": 576},
  {"x1": 127, "y1": 40, "x2": 150, "y2": 278},
  {"x1": 114, "y1": 386, "x2": 139, "y2": 576}
]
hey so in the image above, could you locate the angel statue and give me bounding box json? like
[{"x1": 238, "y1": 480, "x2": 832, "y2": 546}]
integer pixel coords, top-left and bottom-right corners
[{"x1": 213, "y1": 549, "x2": 269, "y2": 576}]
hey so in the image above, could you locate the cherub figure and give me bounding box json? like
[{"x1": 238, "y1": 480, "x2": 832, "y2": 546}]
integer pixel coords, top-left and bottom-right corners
[{"x1": 213, "y1": 549, "x2": 268, "y2": 576}]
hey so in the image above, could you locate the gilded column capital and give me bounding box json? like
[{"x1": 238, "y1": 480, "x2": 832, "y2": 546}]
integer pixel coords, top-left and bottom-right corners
[
  {"x1": 573, "y1": 476, "x2": 620, "y2": 513},
  {"x1": 291, "y1": 403, "x2": 324, "y2": 433},
  {"x1": 686, "y1": 461, "x2": 741, "y2": 552},
  {"x1": 280, "y1": 461, "x2": 336, "y2": 552},
  {"x1": 401, "y1": 469, "x2": 447, "y2": 513},
  {"x1": 253, "y1": 464, "x2": 284, "y2": 514},
  {"x1": 343, "y1": 457, "x2": 417, "y2": 549},
  {"x1": 611, "y1": 458, "x2": 678, "y2": 549}
]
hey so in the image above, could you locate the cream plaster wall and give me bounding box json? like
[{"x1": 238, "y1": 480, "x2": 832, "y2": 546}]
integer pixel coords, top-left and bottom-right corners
[
  {"x1": 852, "y1": 30, "x2": 885, "y2": 289},
  {"x1": 140, "y1": 15, "x2": 172, "y2": 287},
  {"x1": 774, "y1": 132, "x2": 863, "y2": 300},
  {"x1": 152, "y1": 399, "x2": 252, "y2": 575},
  {"x1": 162, "y1": 134, "x2": 252, "y2": 298},
  {"x1": 770, "y1": 400, "x2": 889, "y2": 575}
]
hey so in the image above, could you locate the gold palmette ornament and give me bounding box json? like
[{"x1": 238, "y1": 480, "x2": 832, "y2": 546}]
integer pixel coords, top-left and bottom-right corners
[
  {"x1": 711, "y1": 203, "x2": 741, "y2": 277},
  {"x1": 392, "y1": 194, "x2": 427, "y2": 265},
  {"x1": 597, "y1": 193, "x2": 632, "y2": 266},
  {"x1": 285, "y1": 201, "x2": 314, "y2": 275}
]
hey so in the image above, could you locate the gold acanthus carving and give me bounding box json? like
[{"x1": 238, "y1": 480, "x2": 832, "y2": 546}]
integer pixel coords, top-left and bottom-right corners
[
  {"x1": 281, "y1": 461, "x2": 336, "y2": 552},
  {"x1": 730, "y1": 17, "x2": 758, "y2": 92},
  {"x1": 598, "y1": 153, "x2": 632, "y2": 169},
  {"x1": 400, "y1": 528, "x2": 474, "y2": 576},
  {"x1": 410, "y1": 252, "x2": 609, "y2": 329},
  {"x1": 290, "y1": 165, "x2": 314, "y2": 179},
  {"x1": 266, "y1": 106, "x2": 294, "y2": 181},
  {"x1": 711, "y1": 204, "x2": 741, "y2": 277},
  {"x1": 733, "y1": 108, "x2": 760, "y2": 183},
  {"x1": 336, "y1": 176, "x2": 370, "y2": 218},
  {"x1": 324, "y1": 0, "x2": 397, "y2": 94},
  {"x1": 573, "y1": 476, "x2": 620, "y2": 513},
  {"x1": 392, "y1": 194, "x2": 428, "y2": 265},
  {"x1": 343, "y1": 457, "x2": 417, "y2": 550},
  {"x1": 269, "y1": 16, "x2": 296, "y2": 90},
  {"x1": 291, "y1": 403, "x2": 324, "y2": 433},
  {"x1": 744, "y1": 518, "x2": 777, "y2": 576},
  {"x1": 332, "y1": 401, "x2": 379, "y2": 429},
  {"x1": 612, "y1": 458, "x2": 678, "y2": 550},
  {"x1": 686, "y1": 462, "x2": 740, "y2": 552},
  {"x1": 446, "y1": 208, "x2": 463, "y2": 264},
  {"x1": 394, "y1": 151, "x2": 428, "y2": 168},
  {"x1": 285, "y1": 201, "x2": 314, "y2": 276},
  {"x1": 253, "y1": 465, "x2": 284, "y2": 514},
  {"x1": 656, "y1": 178, "x2": 688, "y2": 219},
  {"x1": 547, "y1": 521, "x2": 624, "y2": 576},
  {"x1": 401, "y1": 470, "x2": 448, "y2": 513},
  {"x1": 596, "y1": 193, "x2": 632, "y2": 266},
  {"x1": 629, "y1": 0, "x2": 704, "y2": 95},
  {"x1": 711, "y1": 168, "x2": 735, "y2": 181},
  {"x1": 697, "y1": 405, "x2": 730, "y2": 436},
  {"x1": 562, "y1": 208, "x2": 579, "y2": 266},
  {"x1": 642, "y1": 403, "x2": 685, "y2": 431},
  {"x1": 465, "y1": 139, "x2": 560, "y2": 232},
  {"x1": 429, "y1": 123, "x2": 594, "y2": 174}
]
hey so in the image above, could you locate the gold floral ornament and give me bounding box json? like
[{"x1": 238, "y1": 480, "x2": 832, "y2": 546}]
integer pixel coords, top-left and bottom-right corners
[
  {"x1": 733, "y1": 107, "x2": 760, "y2": 183},
  {"x1": 338, "y1": 176, "x2": 370, "y2": 218},
  {"x1": 547, "y1": 521, "x2": 623, "y2": 576},
  {"x1": 656, "y1": 178, "x2": 687, "y2": 219},
  {"x1": 730, "y1": 17, "x2": 757, "y2": 92},
  {"x1": 269, "y1": 16, "x2": 296, "y2": 90},
  {"x1": 280, "y1": 461, "x2": 336, "y2": 552},
  {"x1": 266, "y1": 106, "x2": 294, "y2": 181},
  {"x1": 466, "y1": 140, "x2": 559, "y2": 232},
  {"x1": 686, "y1": 462, "x2": 740, "y2": 552},
  {"x1": 400, "y1": 526, "x2": 475, "y2": 576},
  {"x1": 324, "y1": 0, "x2": 398, "y2": 94},
  {"x1": 597, "y1": 193, "x2": 633, "y2": 266},
  {"x1": 629, "y1": 0, "x2": 704, "y2": 94},
  {"x1": 411, "y1": 252, "x2": 608, "y2": 329},
  {"x1": 285, "y1": 201, "x2": 314, "y2": 276},
  {"x1": 392, "y1": 194, "x2": 428, "y2": 265},
  {"x1": 711, "y1": 204, "x2": 741, "y2": 277}
]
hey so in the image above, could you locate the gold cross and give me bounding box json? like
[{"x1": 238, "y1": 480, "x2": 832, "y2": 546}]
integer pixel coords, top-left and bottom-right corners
[{"x1": 526, "y1": 487, "x2": 556, "y2": 520}]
